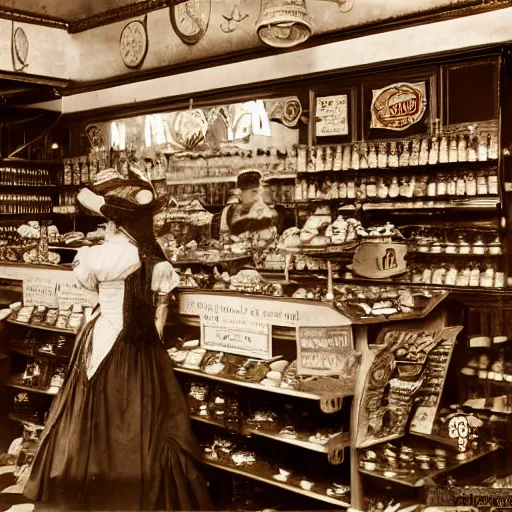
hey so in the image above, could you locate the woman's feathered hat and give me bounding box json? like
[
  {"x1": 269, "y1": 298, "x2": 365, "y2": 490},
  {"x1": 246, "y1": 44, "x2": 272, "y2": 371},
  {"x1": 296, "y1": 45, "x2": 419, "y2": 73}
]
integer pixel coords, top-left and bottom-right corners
[{"x1": 236, "y1": 169, "x2": 261, "y2": 191}]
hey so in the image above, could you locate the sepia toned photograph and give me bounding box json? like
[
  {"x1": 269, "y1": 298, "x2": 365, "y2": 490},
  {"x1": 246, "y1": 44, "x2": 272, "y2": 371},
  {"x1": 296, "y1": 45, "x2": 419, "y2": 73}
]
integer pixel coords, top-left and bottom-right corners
[{"x1": 0, "y1": 1, "x2": 509, "y2": 511}]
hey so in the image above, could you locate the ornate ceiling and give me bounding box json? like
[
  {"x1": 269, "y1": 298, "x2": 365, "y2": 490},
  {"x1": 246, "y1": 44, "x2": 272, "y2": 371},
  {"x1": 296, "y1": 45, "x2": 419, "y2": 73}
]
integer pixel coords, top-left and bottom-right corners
[{"x1": 0, "y1": 0, "x2": 185, "y2": 32}]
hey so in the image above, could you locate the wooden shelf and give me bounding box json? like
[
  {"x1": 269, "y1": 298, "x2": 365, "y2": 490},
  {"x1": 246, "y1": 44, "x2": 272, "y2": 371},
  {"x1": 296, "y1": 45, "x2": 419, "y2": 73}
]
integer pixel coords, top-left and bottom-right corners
[
  {"x1": 166, "y1": 176, "x2": 238, "y2": 185},
  {"x1": 6, "y1": 376, "x2": 58, "y2": 396},
  {"x1": 359, "y1": 444, "x2": 500, "y2": 488},
  {"x1": 174, "y1": 367, "x2": 351, "y2": 403},
  {"x1": 297, "y1": 159, "x2": 498, "y2": 177},
  {"x1": 191, "y1": 414, "x2": 349, "y2": 455},
  {"x1": 9, "y1": 345, "x2": 70, "y2": 360},
  {"x1": 203, "y1": 458, "x2": 350, "y2": 508},
  {"x1": 8, "y1": 318, "x2": 78, "y2": 335}
]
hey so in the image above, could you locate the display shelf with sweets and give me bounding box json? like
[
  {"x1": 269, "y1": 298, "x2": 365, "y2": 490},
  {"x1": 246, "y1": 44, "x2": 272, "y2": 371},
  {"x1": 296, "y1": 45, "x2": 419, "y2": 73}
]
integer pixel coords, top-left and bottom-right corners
[
  {"x1": 6, "y1": 375, "x2": 59, "y2": 396},
  {"x1": 202, "y1": 456, "x2": 351, "y2": 508},
  {"x1": 358, "y1": 442, "x2": 501, "y2": 488},
  {"x1": 8, "y1": 412, "x2": 44, "y2": 429},
  {"x1": 190, "y1": 413, "x2": 349, "y2": 457}
]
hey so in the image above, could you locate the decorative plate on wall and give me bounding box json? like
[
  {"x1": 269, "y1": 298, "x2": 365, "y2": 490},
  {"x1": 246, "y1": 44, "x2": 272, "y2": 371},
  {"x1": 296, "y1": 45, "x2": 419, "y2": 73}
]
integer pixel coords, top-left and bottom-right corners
[
  {"x1": 12, "y1": 25, "x2": 29, "y2": 72},
  {"x1": 119, "y1": 17, "x2": 148, "y2": 69},
  {"x1": 170, "y1": 0, "x2": 211, "y2": 45}
]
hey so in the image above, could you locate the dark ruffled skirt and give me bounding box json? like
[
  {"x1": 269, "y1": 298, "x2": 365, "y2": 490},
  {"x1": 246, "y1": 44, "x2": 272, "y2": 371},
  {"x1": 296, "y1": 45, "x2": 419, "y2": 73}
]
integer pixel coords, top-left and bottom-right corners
[{"x1": 23, "y1": 317, "x2": 213, "y2": 511}]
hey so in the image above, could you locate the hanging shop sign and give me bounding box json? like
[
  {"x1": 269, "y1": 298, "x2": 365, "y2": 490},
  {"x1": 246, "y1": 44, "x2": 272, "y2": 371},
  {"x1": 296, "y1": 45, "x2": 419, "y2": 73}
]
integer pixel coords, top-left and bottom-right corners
[
  {"x1": 296, "y1": 325, "x2": 356, "y2": 378},
  {"x1": 23, "y1": 276, "x2": 58, "y2": 308},
  {"x1": 268, "y1": 97, "x2": 303, "y2": 128},
  {"x1": 200, "y1": 315, "x2": 271, "y2": 359},
  {"x1": 179, "y1": 291, "x2": 352, "y2": 328},
  {"x1": 256, "y1": 0, "x2": 312, "y2": 49},
  {"x1": 426, "y1": 485, "x2": 509, "y2": 511},
  {"x1": 170, "y1": 0, "x2": 211, "y2": 45},
  {"x1": 315, "y1": 95, "x2": 349, "y2": 137},
  {"x1": 370, "y1": 82, "x2": 427, "y2": 131}
]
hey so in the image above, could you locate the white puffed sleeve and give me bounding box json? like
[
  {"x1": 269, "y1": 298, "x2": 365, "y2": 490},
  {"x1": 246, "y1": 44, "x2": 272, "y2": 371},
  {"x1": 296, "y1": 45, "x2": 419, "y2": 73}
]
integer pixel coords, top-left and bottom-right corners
[
  {"x1": 72, "y1": 247, "x2": 98, "y2": 291},
  {"x1": 151, "y1": 261, "x2": 180, "y2": 294}
]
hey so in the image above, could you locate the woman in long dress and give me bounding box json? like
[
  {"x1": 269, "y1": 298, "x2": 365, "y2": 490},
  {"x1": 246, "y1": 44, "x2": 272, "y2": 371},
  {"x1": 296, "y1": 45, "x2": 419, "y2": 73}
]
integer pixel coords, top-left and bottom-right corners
[{"x1": 23, "y1": 175, "x2": 212, "y2": 511}]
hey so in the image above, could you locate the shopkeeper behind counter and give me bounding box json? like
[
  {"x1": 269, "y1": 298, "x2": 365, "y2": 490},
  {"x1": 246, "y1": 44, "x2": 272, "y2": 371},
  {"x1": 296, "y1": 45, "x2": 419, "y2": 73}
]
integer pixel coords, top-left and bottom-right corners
[{"x1": 219, "y1": 170, "x2": 279, "y2": 245}]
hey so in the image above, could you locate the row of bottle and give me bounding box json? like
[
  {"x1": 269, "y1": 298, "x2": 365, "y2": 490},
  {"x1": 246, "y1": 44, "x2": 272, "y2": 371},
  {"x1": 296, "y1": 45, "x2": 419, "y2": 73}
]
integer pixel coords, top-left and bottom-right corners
[
  {"x1": 293, "y1": 171, "x2": 499, "y2": 202},
  {"x1": 411, "y1": 231, "x2": 503, "y2": 256},
  {"x1": 167, "y1": 182, "x2": 237, "y2": 206},
  {"x1": 0, "y1": 226, "x2": 21, "y2": 243},
  {"x1": 0, "y1": 167, "x2": 52, "y2": 186},
  {"x1": 409, "y1": 263, "x2": 505, "y2": 288},
  {"x1": 0, "y1": 195, "x2": 52, "y2": 215},
  {"x1": 58, "y1": 190, "x2": 77, "y2": 207},
  {"x1": 60, "y1": 152, "x2": 108, "y2": 186},
  {"x1": 167, "y1": 148, "x2": 297, "y2": 180},
  {"x1": 299, "y1": 132, "x2": 499, "y2": 173}
]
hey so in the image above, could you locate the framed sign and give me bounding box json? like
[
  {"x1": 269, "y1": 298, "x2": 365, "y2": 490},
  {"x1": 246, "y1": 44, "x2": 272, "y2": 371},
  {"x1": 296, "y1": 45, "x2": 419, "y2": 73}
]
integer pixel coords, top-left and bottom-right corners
[
  {"x1": 296, "y1": 325, "x2": 356, "y2": 377},
  {"x1": 200, "y1": 314, "x2": 271, "y2": 359},
  {"x1": 315, "y1": 94, "x2": 349, "y2": 137},
  {"x1": 23, "y1": 276, "x2": 58, "y2": 308},
  {"x1": 370, "y1": 81, "x2": 427, "y2": 131}
]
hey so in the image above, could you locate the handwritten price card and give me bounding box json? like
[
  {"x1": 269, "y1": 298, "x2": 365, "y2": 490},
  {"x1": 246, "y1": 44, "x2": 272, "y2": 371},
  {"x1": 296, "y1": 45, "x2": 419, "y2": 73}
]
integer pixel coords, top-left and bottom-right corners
[
  {"x1": 315, "y1": 95, "x2": 349, "y2": 137},
  {"x1": 297, "y1": 325, "x2": 357, "y2": 378},
  {"x1": 23, "y1": 276, "x2": 58, "y2": 308}
]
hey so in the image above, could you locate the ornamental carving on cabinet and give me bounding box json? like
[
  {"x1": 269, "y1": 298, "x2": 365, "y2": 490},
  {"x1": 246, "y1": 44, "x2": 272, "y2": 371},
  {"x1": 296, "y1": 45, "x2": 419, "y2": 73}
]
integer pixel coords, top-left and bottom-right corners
[
  {"x1": 170, "y1": 0, "x2": 211, "y2": 45},
  {"x1": 12, "y1": 25, "x2": 29, "y2": 72}
]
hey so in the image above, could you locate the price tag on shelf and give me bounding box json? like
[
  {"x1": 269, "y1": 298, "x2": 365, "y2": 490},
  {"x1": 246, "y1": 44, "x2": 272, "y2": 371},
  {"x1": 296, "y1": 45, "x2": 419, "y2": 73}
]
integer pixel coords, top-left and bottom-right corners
[{"x1": 23, "y1": 276, "x2": 58, "y2": 308}]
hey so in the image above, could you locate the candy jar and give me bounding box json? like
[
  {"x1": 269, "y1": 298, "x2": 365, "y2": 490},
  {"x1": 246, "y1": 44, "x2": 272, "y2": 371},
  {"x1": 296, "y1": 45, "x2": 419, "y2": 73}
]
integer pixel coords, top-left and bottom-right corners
[
  {"x1": 377, "y1": 142, "x2": 388, "y2": 168},
  {"x1": 488, "y1": 236, "x2": 502, "y2": 256},
  {"x1": 465, "y1": 172, "x2": 477, "y2": 196},
  {"x1": 469, "y1": 264, "x2": 481, "y2": 287},
  {"x1": 307, "y1": 146, "x2": 316, "y2": 173},
  {"x1": 419, "y1": 137, "x2": 429, "y2": 166},
  {"x1": 366, "y1": 177, "x2": 377, "y2": 199},
  {"x1": 389, "y1": 176, "x2": 399, "y2": 198},
  {"x1": 388, "y1": 141, "x2": 399, "y2": 167},
  {"x1": 324, "y1": 146, "x2": 334, "y2": 171},
  {"x1": 488, "y1": 132, "x2": 498, "y2": 160},
  {"x1": 399, "y1": 178, "x2": 409, "y2": 198},
  {"x1": 407, "y1": 176, "x2": 415, "y2": 198},
  {"x1": 449, "y1": 135, "x2": 458, "y2": 163},
  {"x1": 331, "y1": 181, "x2": 339, "y2": 199},
  {"x1": 333, "y1": 145, "x2": 343, "y2": 171},
  {"x1": 323, "y1": 180, "x2": 332, "y2": 200},
  {"x1": 377, "y1": 178, "x2": 389, "y2": 199},
  {"x1": 358, "y1": 178, "x2": 367, "y2": 200},
  {"x1": 351, "y1": 143, "x2": 360, "y2": 170},
  {"x1": 301, "y1": 178, "x2": 308, "y2": 200},
  {"x1": 399, "y1": 140, "x2": 410, "y2": 167},
  {"x1": 458, "y1": 234, "x2": 471, "y2": 255},
  {"x1": 414, "y1": 175, "x2": 428, "y2": 197},
  {"x1": 467, "y1": 126, "x2": 477, "y2": 162},
  {"x1": 488, "y1": 172, "x2": 498, "y2": 195},
  {"x1": 446, "y1": 174, "x2": 456, "y2": 196},
  {"x1": 456, "y1": 266, "x2": 471, "y2": 287},
  {"x1": 339, "y1": 181, "x2": 347, "y2": 199},
  {"x1": 458, "y1": 134, "x2": 468, "y2": 162},
  {"x1": 439, "y1": 135, "x2": 449, "y2": 163},
  {"x1": 359, "y1": 143, "x2": 369, "y2": 169},
  {"x1": 342, "y1": 145, "x2": 351, "y2": 171},
  {"x1": 316, "y1": 146, "x2": 325, "y2": 172},
  {"x1": 294, "y1": 180, "x2": 303, "y2": 201},
  {"x1": 410, "y1": 138, "x2": 420, "y2": 166},
  {"x1": 494, "y1": 270, "x2": 505, "y2": 288},
  {"x1": 445, "y1": 265, "x2": 459, "y2": 286},
  {"x1": 421, "y1": 267, "x2": 433, "y2": 284},
  {"x1": 432, "y1": 266, "x2": 447, "y2": 285},
  {"x1": 368, "y1": 143, "x2": 378, "y2": 168},
  {"x1": 476, "y1": 171, "x2": 488, "y2": 196},
  {"x1": 347, "y1": 180, "x2": 356, "y2": 199},
  {"x1": 308, "y1": 180, "x2": 317, "y2": 200},
  {"x1": 436, "y1": 174, "x2": 446, "y2": 196},
  {"x1": 316, "y1": 183, "x2": 324, "y2": 200},
  {"x1": 478, "y1": 133, "x2": 488, "y2": 162},
  {"x1": 456, "y1": 174, "x2": 466, "y2": 196},
  {"x1": 427, "y1": 177, "x2": 437, "y2": 197},
  {"x1": 472, "y1": 235, "x2": 486, "y2": 255},
  {"x1": 428, "y1": 135, "x2": 439, "y2": 165}
]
